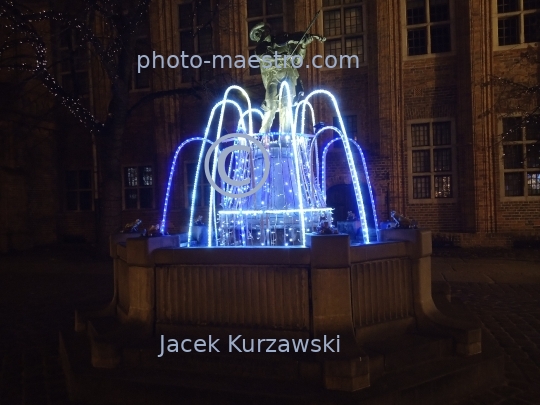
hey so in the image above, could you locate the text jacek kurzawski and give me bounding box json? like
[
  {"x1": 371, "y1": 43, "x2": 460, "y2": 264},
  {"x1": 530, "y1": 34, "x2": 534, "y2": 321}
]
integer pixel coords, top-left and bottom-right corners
[{"x1": 157, "y1": 334, "x2": 340, "y2": 357}]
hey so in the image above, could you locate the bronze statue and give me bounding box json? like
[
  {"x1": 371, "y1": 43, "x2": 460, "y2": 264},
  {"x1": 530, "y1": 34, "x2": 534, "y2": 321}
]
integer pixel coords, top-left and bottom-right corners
[{"x1": 249, "y1": 21, "x2": 325, "y2": 133}]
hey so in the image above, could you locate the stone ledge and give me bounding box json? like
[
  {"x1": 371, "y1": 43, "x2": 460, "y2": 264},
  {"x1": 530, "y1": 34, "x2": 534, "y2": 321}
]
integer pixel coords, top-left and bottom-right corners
[
  {"x1": 305, "y1": 234, "x2": 350, "y2": 268},
  {"x1": 109, "y1": 233, "x2": 141, "y2": 258},
  {"x1": 350, "y1": 241, "x2": 408, "y2": 262},
  {"x1": 126, "y1": 235, "x2": 180, "y2": 266},
  {"x1": 154, "y1": 246, "x2": 311, "y2": 265},
  {"x1": 379, "y1": 229, "x2": 432, "y2": 258}
]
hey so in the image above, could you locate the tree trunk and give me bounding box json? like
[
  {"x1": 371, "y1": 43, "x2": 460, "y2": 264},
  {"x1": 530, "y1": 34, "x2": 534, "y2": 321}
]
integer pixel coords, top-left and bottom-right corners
[
  {"x1": 96, "y1": 126, "x2": 124, "y2": 256},
  {"x1": 94, "y1": 18, "x2": 136, "y2": 255},
  {"x1": 96, "y1": 80, "x2": 131, "y2": 255}
]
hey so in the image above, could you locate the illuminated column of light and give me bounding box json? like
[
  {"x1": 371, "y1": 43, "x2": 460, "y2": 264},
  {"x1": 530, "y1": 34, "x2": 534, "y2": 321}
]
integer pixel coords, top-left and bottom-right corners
[
  {"x1": 226, "y1": 111, "x2": 260, "y2": 200},
  {"x1": 322, "y1": 136, "x2": 378, "y2": 240},
  {"x1": 314, "y1": 140, "x2": 320, "y2": 192},
  {"x1": 278, "y1": 81, "x2": 306, "y2": 245},
  {"x1": 160, "y1": 137, "x2": 213, "y2": 234},
  {"x1": 321, "y1": 137, "x2": 332, "y2": 201},
  {"x1": 225, "y1": 148, "x2": 237, "y2": 200},
  {"x1": 292, "y1": 99, "x2": 315, "y2": 135},
  {"x1": 277, "y1": 81, "x2": 295, "y2": 134},
  {"x1": 321, "y1": 134, "x2": 373, "y2": 243},
  {"x1": 317, "y1": 127, "x2": 343, "y2": 200},
  {"x1": 303, "y1": 136, "x2": 322, "y2": 207},
  {"x1": 321, "y1": 129, "x2": 368, "y2": 243},
  {"x1": 308, "y1": 127, "x2": 332, "y2": 195},
  {"x1": 303, "y1": 90, "x2": 370, "y2": 243},
  {"x1": 224, "y1": 140, "x2": 249, "y2": 202},
  {"x1": 298, "y1": 139, "x2": 316, "y2": 207},
  {"x1": 188, "y1": 97, "x2": 246, "y2": 246},
  {"x1": 207, "y1": 86, "x2": 253, "y2": 246},
  {"x1": 348, "y1": 138, "x2": 379, "y2": 241}
]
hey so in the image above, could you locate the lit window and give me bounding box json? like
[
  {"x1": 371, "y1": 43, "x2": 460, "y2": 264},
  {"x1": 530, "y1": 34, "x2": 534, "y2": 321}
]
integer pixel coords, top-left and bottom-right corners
[
  {"x1": 66, "y1": 170, "x2": 93, "y2": 211},
  {"x1": 501, "y1": 117, "x2": 540, "y2": 197},
  {"x1": 185, "y1": 162, "x2": 211, "y2": 207},
  {"x1": 323, "y1": 0, "x2": 365, "y2": 63},
  {"x1": 123, "y1": 166, "x2": 154, "y2": 209},
  {"x1": 405, "y1": 0, "x2": 452, "y2": 56},
  {"x1": 179, "y1": 0, "x2": 214, "y2": 83},
  {"x1": 247, "y1": 0, "x2": 285, "y2": 75},
  {"x1": 497, "y1": 0, "x2": 540, "y2": 45},
  {"x1": 408, "y1": 120, "x2": 457, "y2": 200}
]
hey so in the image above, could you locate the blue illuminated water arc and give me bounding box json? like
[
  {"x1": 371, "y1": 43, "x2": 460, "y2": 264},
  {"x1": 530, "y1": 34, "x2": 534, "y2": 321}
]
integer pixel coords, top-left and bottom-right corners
[{"x1": 160, "y1": 84, "x2": 379, "y2": 246}]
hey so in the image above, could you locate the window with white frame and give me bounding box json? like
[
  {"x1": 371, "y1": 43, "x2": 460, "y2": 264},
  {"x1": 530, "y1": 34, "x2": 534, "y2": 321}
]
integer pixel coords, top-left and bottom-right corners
[
  {"x1": 123, "y1": 166, "x2": 154, "y2": 209},
  {"x1": 179, "y1": 0, "x2": 214, "y2": 83},
  {"x1": 405, "y1": 0, "x2": 452, "y2": 56},
  {"x1": 322, "y1": 0, "x2": 365, "y2": 63},
  {"x1": 501, "y1": 117, "x2": 540, "y2": 197},
  {"x1": 408, "y1": 120, "x2": 456, "y2": 200},
  {"x1": 496, "y1": 0, "x2": 540, "y2": 46},
  {"x1": 185, "y1": 162, "x2": 211, "y2": 208},
  {"x1": 247, "y1": 0, "x2": 285, "y2": 75},
  {"x1": 66, "y1": 170, "x2": 93, "y2": 211}
]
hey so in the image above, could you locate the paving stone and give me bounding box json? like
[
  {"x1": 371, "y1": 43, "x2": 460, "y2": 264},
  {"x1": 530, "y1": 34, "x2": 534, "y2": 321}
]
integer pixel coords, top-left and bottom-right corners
[
  {"x1": 528, "y1": 353, "x2": 540, "y2": 366},
  {"x1": 468, "y1": 390, "x2": 506, "y2": 404},
  {"x1": 491, "y1": 384, "x2": 524, "y2": 397},
  {"x1": 504, "y1": 348, "x2": 529, "y2": 359},
  {"x1": 530, "y1": 337, "x2": 540, "y2": 346},
  {"x1": 0, "y1": 245, "x2": 112, "y2": 405},
  {"x1": 516, "y1": 389, "x2": 540, "y2": 404},
  {"x1": 512, "y1": 364, "x2": 540, "y2": 383},
  {"x1": 498, "y1": 399, "x2": 533, "y2": 405},
  {"x1": 520, "y1": 346, "x2": 539, "y2": 355},
  {"x1": 445, "y1": 260, "x2": 540, "y2": 403},
  {"x1": 452, "y1": 400, "x2": 484, "y2": 405}
]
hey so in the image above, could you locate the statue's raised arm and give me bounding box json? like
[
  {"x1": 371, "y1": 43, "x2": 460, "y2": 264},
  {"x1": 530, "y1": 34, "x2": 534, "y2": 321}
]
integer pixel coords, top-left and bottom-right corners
[{"x1": 249, "y1": 18, "x2": 325, "y2": 133}]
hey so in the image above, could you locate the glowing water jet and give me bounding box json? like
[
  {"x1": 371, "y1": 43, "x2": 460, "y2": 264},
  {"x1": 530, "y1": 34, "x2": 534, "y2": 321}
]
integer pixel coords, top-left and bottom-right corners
[{"x1": 161, "y1": 83, "x2": 378, "y2": 247}]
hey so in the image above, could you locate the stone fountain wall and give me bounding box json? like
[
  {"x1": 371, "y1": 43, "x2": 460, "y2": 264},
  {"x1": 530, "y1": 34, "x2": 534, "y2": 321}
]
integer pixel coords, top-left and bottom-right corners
[{"x1": 90, "y1": 229, "x2": 484, "y2": 393}]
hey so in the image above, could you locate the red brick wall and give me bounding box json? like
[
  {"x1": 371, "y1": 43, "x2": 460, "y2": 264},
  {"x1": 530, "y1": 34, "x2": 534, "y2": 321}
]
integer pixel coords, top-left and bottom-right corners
[
  {"x1": 399, "y1": 56, "x2": 462, "y2": 231},
  {"x1": 491, "y1": 48, "x2": 540, "y2": 232},
  {"x1": 7, "y1": 0, "x2": 538, "y2": 248}
]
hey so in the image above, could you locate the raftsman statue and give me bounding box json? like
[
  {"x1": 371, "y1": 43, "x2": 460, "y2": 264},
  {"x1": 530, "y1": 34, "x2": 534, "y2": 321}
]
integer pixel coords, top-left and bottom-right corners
[{"x1": 249, "y1": 22, "x2": 325, "y2": 133}]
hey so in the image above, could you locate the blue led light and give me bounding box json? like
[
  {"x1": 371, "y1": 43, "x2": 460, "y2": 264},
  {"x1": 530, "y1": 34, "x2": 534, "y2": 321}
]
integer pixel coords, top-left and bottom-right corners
[
  {"x1": 163, "y1": 85, "x2": 378, "y2": 247},
  {"x1": 321, "y1": 133, "x2": 379, "y2": 243},
  {"x1": 160, "y1": 137, "x2": 213, "y2": 234},
  {"x1": 187, "y1": 91, "x2": 252, "y2": 246}
]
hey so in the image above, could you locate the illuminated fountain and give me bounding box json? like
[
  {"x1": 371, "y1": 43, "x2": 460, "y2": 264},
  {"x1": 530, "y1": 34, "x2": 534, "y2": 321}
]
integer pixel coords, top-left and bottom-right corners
[
  {"x1": 161, "y1": 83, "x2": 378, "y2": 246},
  {"x1": 66, "y1": 84, "x2": 493, "y2": 404}
]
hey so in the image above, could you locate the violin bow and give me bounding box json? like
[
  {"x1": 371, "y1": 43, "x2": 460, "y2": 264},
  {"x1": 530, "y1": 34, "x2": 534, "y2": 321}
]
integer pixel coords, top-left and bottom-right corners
[{"x1": 290, "y1": 9, "x2": 322, "y2": 56}]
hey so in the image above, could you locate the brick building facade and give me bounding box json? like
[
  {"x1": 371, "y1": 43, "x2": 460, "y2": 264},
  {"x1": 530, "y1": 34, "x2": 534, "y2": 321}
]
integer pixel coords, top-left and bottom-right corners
[{"x1": 1, "y1": 0, "x2": 539, "y2": 251}]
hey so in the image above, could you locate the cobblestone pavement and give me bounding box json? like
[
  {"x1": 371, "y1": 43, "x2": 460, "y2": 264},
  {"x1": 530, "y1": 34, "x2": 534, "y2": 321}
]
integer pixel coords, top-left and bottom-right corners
[
  {"x1": 433, "y1": 248, "x2": 540, "y2": 405},
  {"x1": 452, "y1": 284, "x2": 540, "y2": 405},
  {"x1": 0, "y1": 245, "x2": 539, "y2": 404},
  {"x1": 0, "y1": 245, "x2": 113, "y2": 405}
]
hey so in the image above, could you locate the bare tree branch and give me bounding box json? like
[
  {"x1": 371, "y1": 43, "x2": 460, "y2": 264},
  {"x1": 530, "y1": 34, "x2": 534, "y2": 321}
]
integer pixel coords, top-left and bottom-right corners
[{"x1": 126, "y1": 86, "x2": 203, "y2": 118}]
